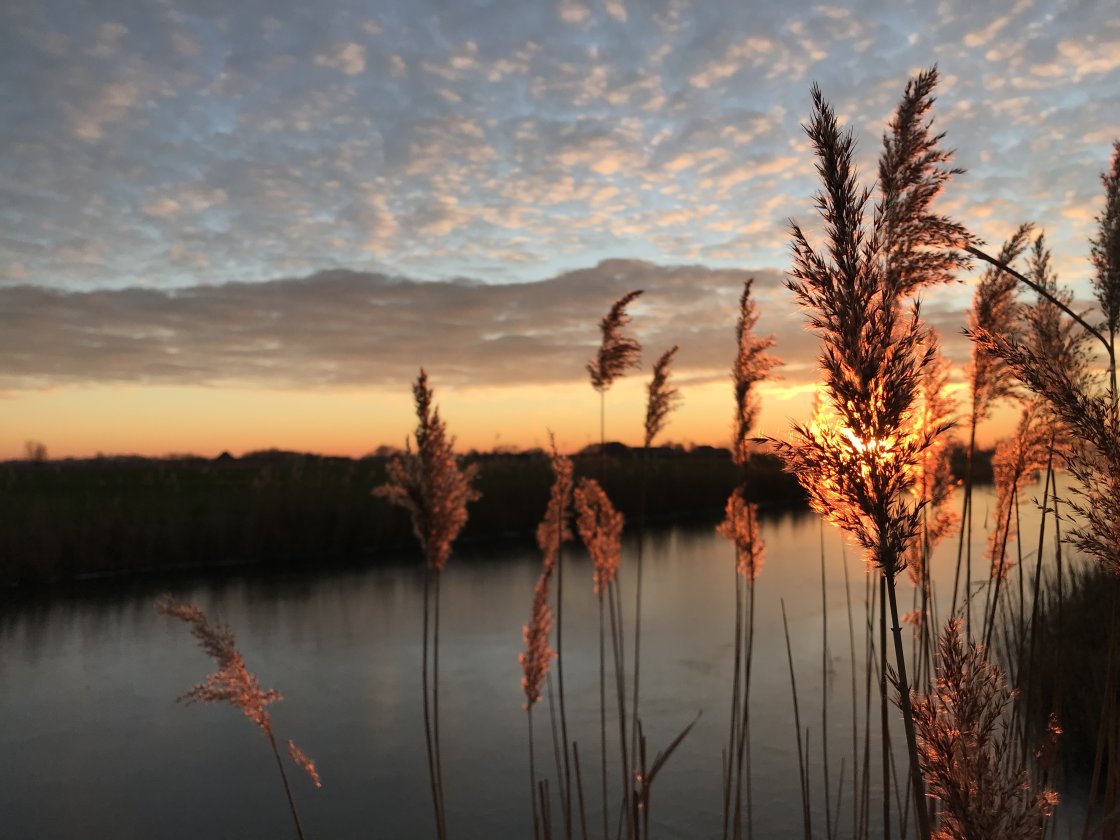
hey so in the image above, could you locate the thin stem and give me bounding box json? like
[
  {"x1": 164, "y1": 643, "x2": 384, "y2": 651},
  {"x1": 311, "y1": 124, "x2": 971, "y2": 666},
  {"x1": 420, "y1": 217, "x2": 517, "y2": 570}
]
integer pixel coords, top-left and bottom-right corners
[
  {"x1": 879, "y1": 577, "x2": 890, "y2": 840},
  {"x1": 950, "y1": 418, "x2": 977, "y2": 641},
  {"x1": 421, "y1": 570, "x2": 444, "y2": 839},
  {"x1": 966, "y1": 244, "x2": 1112, "y2": 358},
  {"x1": 724, "y1": 564, "x2": 744, "y2": 840},
  {"x1": 599, "y1": 595, "x2": 608, "y2": 840},
  {"x1": 556, "y1": 515, "x2": 573, "y2": 839},
  {"x1": 433, "y1": 572, "x2": 448, "y2": 840},
  {"x1": 781, "y1": 599, "x2": 811, "y2": 840},
  {"x1": 530, "y1": 709, "x2": 541, "y2": 840},
  {"x1": 607, "y1": 580, "x2": 631, "y2": 839},
  {"x1": 266, "y1": 728, "x2": 306, "y2": 840},
  {"x1": 820, "y1": 524, "x2": 833, "y2": 840},
  {"x1": 884, "y1": 569, "x2": 931, "y2": 840}
]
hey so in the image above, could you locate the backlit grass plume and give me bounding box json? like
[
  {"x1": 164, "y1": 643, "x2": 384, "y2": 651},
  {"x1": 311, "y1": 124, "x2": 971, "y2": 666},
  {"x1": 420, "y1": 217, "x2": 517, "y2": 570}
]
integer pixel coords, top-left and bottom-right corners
[
  {"x1": 375, "y1": 369, "x2": 479, "y2": 840},
  {"x1": 574, "y1": 476, "x2": 626, "y2": 838},
  {"x1": 965, "y1": 225, "x2": 1033, "y2": 425},
  {"x1": 910, "y1": 619, "x2": 1059, "y2": 840},
  {"x1": 156, "y1": 595, "x2": 318, "y2": 840},
  {"x1": 720, "y1": 278, "x2": 776, "y2": 840},
  {"x1": 777, "y1": 67, "x2": 971, "y2": 840},
  {"x1": 985, "y1": 406, "x2": 1049, "y2": 583},
  {"x1": 967, "y1": 328, "x2": 1120, "y2": 575},
  {"x1": 532, "y1": 440, "x2": 576, "y2": 836},
  {"x1": 588, "y1": 290, "x2": 643, "y2": 393},
  {"x1": 1090, "y1": 141, "x2": 1120, "y2": 392},
  {"x1": 375, "y1": 369, "x2": 480, "y2": 572},
  {"x1": 644, "y1": 345, "x2": 681, "y2": 448},
  {"x1": 906, "y1": 332, "x2": 957, "y2": 587},
  {"x1": 717, "y1": 489, "x2": 764, "y2": 583},
  {"x1": 731, "y1": 279, "x2": 779, "y2": 467},
  {"x1": 575, "y1": 478, "x2": 624, "y2": 595}
]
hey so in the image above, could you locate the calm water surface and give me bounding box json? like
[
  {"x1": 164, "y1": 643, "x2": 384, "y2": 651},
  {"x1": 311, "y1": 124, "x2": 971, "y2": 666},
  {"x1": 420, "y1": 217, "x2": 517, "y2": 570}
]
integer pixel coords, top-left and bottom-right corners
[{"x1": 0, "y1": 482, "x2": 1085, "y2": 838}]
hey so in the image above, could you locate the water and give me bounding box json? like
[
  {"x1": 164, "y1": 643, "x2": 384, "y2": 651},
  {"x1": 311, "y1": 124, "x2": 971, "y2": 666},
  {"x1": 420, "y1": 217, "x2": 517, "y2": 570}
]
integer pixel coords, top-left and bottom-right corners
[{"x1": 0, "y1": 483, "x2": 1084, "y2": 838}]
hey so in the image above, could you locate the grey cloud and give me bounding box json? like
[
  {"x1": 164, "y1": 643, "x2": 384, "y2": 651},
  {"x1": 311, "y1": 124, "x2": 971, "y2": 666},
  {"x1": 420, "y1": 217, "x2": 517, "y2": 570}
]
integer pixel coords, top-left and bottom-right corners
[{"x1": 1, "y1": 261, "x2": 801, "y2": 391}]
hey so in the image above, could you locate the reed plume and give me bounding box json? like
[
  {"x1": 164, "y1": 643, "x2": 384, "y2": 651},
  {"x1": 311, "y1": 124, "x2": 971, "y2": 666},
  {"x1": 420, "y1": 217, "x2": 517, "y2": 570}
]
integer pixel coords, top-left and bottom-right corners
[
  {"x1": 524, "y1": 441, "x2": 572, "y2": 838},
  {"x1": 375, "y1": 369, "x2": 479, "y2": 840},
  {"x1": 521, "y1": 559, "x2": 555, "y2": 839},
  {"x1": 966, "y1": 328, "x2": 1120, "y2": 575},
  {"x1": 909, "y1": 619, "x2": 1059, "y2": 840},
  {"x1": 588, "y1": 291, "x2": 643, "y2": 479},
  {"x1": 965, "y1": 226, "x2": 1033, "y2": 423},
  {"x1": 721, "y1": 279, "x2": 778, "y2": 840},
  {"x1": 632, "y1": 344, "x2": 683, "y2": 834},
  {"x1": 287, "y1": 741, "x2": 322, "y2": 789},
  {"x1": 777, "y1": 67, "x2": 971, "y2": 840},
  {"x1": 521, "y1": 573, "x2": 555, "y2": 709},
  {"x1": 1090, "y1": 141, "x2": 1120, "y2": 395},
  {"x1": 587, "y1": 291, "x2": 643, "y2": 393},
  {"x1": 906, "y1": 332, "x2": 957, "y2": 588},
  {"x1": 643, "y1": 346, "x2": 681, "y2": 449},
  {"x1": 574, "y1": 477, "x2": 625, "y2": 839},
  {"x1": 731, "y1": 279, "x2": 779, "y2": 467},
  {"x1": 948, "y1": 225, "x2": 1034, "y2": 639},
  {"x1": 156, "y1": 595, "x2": 318, "y2": 840},
  {"x1": 985, "y1": 406, "x2": 1049, "y2": 584},
  {"x1": 718, "y1": 489, "x2": 765, "y2": 583},
  {"x1": 575, "y1": 479, "x2": 623, "y2": 596},
  {"x1": 375, "y1": 369, "x2": 479, "y2": 573}
]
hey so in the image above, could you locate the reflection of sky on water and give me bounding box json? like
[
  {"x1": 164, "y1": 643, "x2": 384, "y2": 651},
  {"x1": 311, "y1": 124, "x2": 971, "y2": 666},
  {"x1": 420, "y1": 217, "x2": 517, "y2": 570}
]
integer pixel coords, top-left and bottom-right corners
[{"x1": 0, "y1": 483, "x2": 1085, "y2": 837}]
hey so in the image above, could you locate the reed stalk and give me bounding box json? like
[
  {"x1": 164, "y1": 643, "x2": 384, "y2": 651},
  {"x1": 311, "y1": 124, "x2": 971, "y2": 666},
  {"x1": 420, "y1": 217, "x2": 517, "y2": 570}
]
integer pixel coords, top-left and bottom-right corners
[{"x1": 375, "y1": 370, "x2": 479, "y2": 840}]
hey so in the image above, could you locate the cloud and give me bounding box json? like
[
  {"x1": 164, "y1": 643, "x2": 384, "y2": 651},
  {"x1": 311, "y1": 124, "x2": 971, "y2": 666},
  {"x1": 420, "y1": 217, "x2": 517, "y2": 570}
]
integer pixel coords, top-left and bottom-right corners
[
  {"x1": 314, "y1": 42, "x2": 367, "y2": 76},
  {"x1": 0, "y1": 261, "x2": 797, "y2": 391}
]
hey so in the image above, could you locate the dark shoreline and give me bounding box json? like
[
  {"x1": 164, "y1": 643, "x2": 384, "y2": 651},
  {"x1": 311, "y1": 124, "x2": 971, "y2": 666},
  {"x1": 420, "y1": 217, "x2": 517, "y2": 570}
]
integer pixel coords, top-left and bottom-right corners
[{"x1": 0, "y1": 444, "x2": 992, "y2": 587}]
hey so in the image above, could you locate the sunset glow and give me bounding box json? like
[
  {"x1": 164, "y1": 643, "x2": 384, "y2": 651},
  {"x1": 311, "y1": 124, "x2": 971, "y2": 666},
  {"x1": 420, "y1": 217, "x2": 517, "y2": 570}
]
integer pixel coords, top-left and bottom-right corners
[{"x1": 2, "y1": 2, "x2": 1118, "y2": 458}]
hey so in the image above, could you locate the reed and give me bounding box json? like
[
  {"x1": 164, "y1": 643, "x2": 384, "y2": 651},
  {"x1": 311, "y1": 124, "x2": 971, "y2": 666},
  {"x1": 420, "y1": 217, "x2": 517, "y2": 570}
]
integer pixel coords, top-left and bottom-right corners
[
  {"x1": 777, "y1": 67, "x2": 971, "y2": 840},
  {"x1": 718, "y1": 278, "x2": 778, "y2": 840},
  {"x1": 156, "y1": 596, "x2": 320, "y2": 840},
  {"x1": 573, "y1": 477, "x2": 624, "y2": 840},
  {"x1": 536, "y1": 440, "x2": 576, "y2": 838},
  {"x1": 588, "y1": 291, "x2": 643, "y2": 476},
  {"x1": 630, "y1": 344, "x2": 682, "y2": 832},
  {"x1": 375, "y1": 370, "x2": 480, "y2": 840},
  {"x1": 909, "y1": 619, "x2": 1059, "y2": 839}
]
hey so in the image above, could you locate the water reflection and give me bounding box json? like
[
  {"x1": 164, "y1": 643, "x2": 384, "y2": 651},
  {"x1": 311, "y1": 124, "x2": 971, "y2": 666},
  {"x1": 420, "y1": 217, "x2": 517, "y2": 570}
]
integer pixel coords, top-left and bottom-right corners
[{"x1": 0, "y1": 484, "x2": 1085, "y2": 838}]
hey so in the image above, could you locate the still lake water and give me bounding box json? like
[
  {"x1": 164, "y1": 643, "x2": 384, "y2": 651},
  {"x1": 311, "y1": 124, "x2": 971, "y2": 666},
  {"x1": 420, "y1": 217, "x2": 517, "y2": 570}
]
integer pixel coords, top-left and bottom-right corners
[{"x1": 0, "y1": 481, "x2": 1083, "y2": 839}]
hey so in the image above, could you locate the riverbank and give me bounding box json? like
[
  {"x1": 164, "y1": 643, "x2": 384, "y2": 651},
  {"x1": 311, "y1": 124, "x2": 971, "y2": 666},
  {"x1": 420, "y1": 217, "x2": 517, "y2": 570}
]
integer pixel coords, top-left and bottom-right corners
[{"x1": 0, "y1": 443, "x2": 994, "y2": 586}]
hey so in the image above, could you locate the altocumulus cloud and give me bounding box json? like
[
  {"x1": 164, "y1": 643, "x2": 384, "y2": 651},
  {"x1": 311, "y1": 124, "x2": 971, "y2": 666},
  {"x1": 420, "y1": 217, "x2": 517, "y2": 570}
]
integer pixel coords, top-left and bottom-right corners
[{"x1": 0, "y1": 261, "x2": 810, "y2": 391}]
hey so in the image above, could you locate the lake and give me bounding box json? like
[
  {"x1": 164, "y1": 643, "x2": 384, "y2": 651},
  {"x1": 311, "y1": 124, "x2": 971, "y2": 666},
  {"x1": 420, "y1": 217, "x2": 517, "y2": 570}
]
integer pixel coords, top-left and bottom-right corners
[{"x1": 0, "y1": 480, "x2": 1085, "y2": 838}]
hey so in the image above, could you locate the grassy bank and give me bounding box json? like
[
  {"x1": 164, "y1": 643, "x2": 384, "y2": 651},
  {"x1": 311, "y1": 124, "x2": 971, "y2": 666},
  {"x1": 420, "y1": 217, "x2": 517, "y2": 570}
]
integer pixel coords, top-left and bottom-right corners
[{"x1": 0, "y1": 445, "x2": 807, "y2": 585}]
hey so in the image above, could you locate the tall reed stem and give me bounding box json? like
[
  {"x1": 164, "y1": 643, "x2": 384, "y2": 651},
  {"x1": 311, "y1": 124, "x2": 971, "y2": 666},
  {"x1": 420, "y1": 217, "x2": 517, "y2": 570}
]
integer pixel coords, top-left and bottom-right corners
[
  {"x1": 266, "y1": 728, "x2": 307, "y2": 840},
  {"x1": 883, "y1": 567, "x2": 931, "y2": 840}
]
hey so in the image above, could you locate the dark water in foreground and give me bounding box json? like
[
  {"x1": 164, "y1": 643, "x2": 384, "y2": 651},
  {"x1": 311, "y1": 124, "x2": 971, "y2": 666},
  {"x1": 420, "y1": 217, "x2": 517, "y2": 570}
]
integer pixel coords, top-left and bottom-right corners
[{"x1": 0, "y1": 484, "x2": 1086, "y2": 838}]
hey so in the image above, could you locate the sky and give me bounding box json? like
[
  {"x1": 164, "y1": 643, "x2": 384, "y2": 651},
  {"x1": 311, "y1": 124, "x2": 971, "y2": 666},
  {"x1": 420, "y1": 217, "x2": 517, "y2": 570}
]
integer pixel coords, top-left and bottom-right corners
[{"x1": 2, "y1": 0, "x2": 1118, "y2": 459}]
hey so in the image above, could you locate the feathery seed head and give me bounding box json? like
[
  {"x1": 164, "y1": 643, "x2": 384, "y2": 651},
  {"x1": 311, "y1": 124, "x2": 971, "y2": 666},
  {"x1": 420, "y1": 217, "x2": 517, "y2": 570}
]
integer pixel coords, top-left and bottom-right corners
[
  {"x1": 374, "y1": 369, "x2": 480, "y2": 572},
  {"x1": 732, "y1": 280, "x2": 780, "y2": 465},
  {"x1": 519, "y1": 570, "x2": 554, "y2": 708},
  {"x1": 644, "y1": 345, "x2": 682, "y2": 448},
  {"x1": 156, "y1": 595, "x2": 282, "y2": 733},
  {"x1": 780, "y1": 70, "x2": 968, "y2": 576},
  {"x1": 968, "y1": 327, "x2": 1120, "y2": 575},
  {"x1": 1091, "y1": 140, "x2": 1120, "y2": 338},
  {"x1": 910, "y1": 619, "x2": 1059, "y2": 839},
  {"x1": 574, "y1": 478, "x2": 624, "y2": 595},
  {"x1": 716, "y1": 488, "x2": 765, "y2": 581},
  {"x1": 535, "y1": 436, "x2": 574, "y2": 571},
  {"x1": 287, "y1": 740, "x2": 322, "y2": 788},
  {"x1": 588, "y1": 291, "x2": 643, "y2": 392},
  {"x1": 965, "y1": 224, "x2": 1034, "y2": 424}
]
